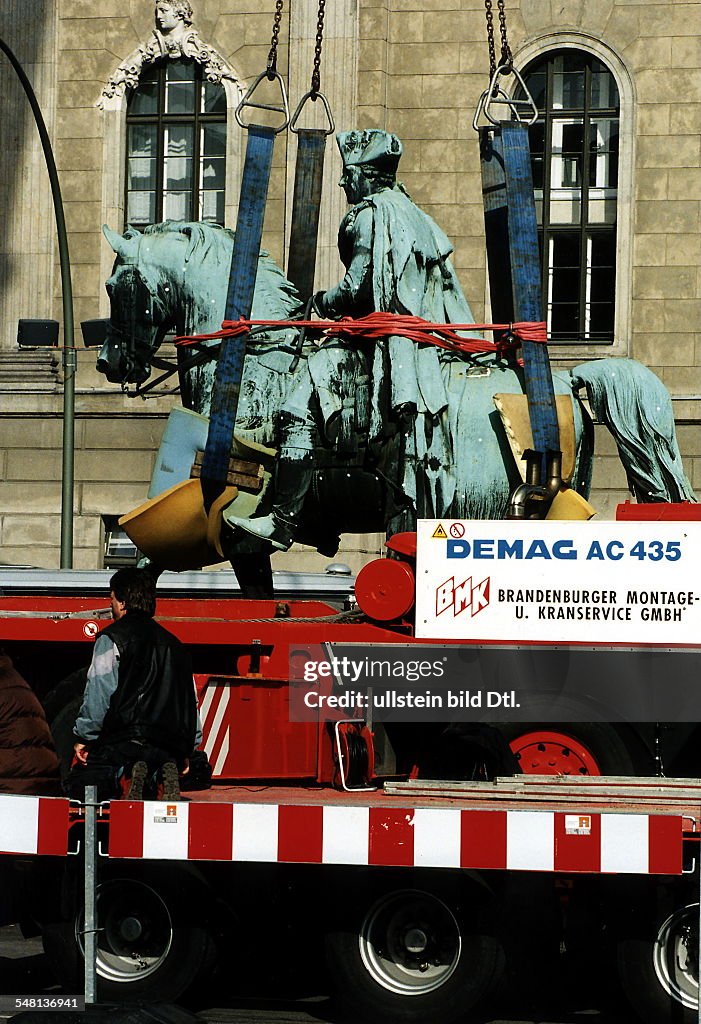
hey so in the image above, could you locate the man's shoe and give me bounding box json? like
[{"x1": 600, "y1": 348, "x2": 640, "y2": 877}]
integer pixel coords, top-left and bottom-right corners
[
  {"x1": 226, "y1": 513, "x2": 294, "y2": 551},
  {"x1": 161, "y1": 761, "x2": 181, "y2": 801},
  {"x1": 128, "y1": 760, "x2": 148, "y2": 800}
]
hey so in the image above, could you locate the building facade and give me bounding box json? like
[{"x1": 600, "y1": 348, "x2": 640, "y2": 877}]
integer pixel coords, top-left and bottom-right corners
[{"x1": 0, "y1": 0, "x2": 699, "y2": 571}]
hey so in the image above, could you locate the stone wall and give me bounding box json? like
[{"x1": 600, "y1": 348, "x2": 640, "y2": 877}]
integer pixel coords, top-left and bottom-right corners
[
  {"x1": 0, "y1": 0, "x2": 697, "y2": 571},
  {"x1": 0, "y1": 378, "x2": 169, "y2": 569},
  {"x1": 0, "y1": 2, "x2": 57, "y2": 351}
]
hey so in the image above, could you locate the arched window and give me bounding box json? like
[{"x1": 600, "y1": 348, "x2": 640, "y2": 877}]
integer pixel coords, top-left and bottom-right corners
[
  {"x1": 516, "y1": 50, "x2": 620, "y2": 344},
  {"x1": 125, "y1": 60, "x2": 227, "y2": 228}
]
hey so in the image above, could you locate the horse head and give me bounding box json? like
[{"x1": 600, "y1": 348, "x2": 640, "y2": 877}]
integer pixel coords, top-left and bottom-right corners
[{"x1": 99, "y1": 225, "x2": 176, "y2": 384}]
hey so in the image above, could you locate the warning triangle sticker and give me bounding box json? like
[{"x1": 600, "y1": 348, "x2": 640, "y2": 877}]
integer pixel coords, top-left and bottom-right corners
[{"x1": 431, "y1": 523, "x2": 447, "y2": 539}]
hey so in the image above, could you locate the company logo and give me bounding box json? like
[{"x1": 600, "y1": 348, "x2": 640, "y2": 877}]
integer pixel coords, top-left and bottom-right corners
[
  {"x1": 435, "y1": 576, "x2": 490, "y2": 618},
  {"x1": 153, "y1": 804, "x2": 179, "y2": 823},
  {"x1": 565, "y1": 814, "x2": 592, "y2": 836}
]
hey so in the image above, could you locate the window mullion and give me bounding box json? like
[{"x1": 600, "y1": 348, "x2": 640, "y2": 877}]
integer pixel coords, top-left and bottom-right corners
[
  {"x1": 155, "y1": 65, "x2": 166, "y2": 224},
  {"x1": 192, "y1": 77, "x2": 202, "y2": 222}
]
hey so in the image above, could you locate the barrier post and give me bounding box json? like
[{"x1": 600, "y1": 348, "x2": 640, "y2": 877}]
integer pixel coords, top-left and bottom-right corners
[{"x1": 84, "y1": 785, "x2": 98, "y2": 1005}]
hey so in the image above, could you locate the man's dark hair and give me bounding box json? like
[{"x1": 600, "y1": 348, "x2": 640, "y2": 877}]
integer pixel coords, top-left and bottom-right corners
[{"x1": 110, "y1": 567, "x2": 157, "y2": 616}]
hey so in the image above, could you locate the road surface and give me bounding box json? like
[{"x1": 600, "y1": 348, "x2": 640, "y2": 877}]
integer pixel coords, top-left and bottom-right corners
[{"x1": 0, "y1": 925, "x2": 636, "y2": 1023}]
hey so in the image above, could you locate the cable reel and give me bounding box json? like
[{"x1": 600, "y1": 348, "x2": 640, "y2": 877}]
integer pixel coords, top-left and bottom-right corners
[{"x1": 334, "y1": 721, "x2": 375, "y2": 791}]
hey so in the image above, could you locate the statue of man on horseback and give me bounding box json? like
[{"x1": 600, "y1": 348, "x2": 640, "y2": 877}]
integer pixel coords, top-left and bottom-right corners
[
  {"x1": 227, "y1": 128, "x2": 480, "y2": 551},
  {"x1": 98, "y1": 129, "x2": 694, "y2": 572}
]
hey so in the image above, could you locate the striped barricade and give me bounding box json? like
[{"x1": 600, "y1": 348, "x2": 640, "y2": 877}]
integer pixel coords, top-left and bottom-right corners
[
  {"x1": 0, "y1": 794, "x2": 71, "y2": 856},
  {"x1": 107, "y1": 801, "x2": 684, "y2": 875}
]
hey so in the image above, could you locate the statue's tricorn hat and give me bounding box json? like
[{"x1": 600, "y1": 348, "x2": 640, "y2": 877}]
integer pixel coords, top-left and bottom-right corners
[{"x1": 337, "y1": 129, "x2": 402, "y2": 173}]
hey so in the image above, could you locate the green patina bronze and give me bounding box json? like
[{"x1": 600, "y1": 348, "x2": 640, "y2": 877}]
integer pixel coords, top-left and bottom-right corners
[{"x1": 99, "y1": 129, "x2": 694, "y2": 561}]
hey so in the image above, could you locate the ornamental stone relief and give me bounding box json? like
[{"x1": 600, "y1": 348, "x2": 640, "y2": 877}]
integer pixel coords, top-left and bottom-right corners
[{"x1": 98, "y1": 1, "x2": 241, "y2": 110}]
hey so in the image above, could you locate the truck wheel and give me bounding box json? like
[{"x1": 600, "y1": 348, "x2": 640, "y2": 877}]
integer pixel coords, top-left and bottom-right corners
[
  {"x1": 326, "y1": 882, "x2": 501, "y2": 1024},
  {"x1": 43, "y1": 872, "x2": 216, "y2": 1002},
  {"x1": 499, "y1": 720, "x2": 638, "y2": 776},
  {"x1": 617, "y1": 896, "x2": 697, "y2": 1024}
]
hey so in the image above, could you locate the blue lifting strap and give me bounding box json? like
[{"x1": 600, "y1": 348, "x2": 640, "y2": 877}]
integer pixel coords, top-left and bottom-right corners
[
  {"x1": 201, "y1": 124, "x2": 276, "y2": 504},
  {"x1": 499, "y1": 120, "x2": 560, "y2": 464},
  {"x1": 479, "y1": 127, "x2": 513, "y2": 325},
  {"x1": 287, "y1": 128, "x2": 327, "y2": 301}
]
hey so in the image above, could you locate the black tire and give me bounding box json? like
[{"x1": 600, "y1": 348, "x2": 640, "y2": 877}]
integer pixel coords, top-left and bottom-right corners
[
  {"x1": 617, "y1": 883, "x2": 697, "y2": 1024},
  {"x1": 497, "y1": 709, "x2": 642, "y2": 777},
  {"x1": 325, "y1": 876, "x2": 502, "y2": 1024},
  {"x1": 42, "y1": 867, "x2": 216, "y2": 1003}
]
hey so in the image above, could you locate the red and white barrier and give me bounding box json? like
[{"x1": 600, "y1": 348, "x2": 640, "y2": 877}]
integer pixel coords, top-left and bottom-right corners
[
  {"x1": 108, "y1": 801, "x2": 683, "y2": 875},
  {"x1": 0, "y1": 795, "x2": 70, "y2": 856}
]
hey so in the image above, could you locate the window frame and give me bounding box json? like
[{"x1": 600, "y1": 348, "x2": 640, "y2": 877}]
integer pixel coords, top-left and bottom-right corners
[
  {"x1": 528, "y1": 52, "x2": 619, "y2": 345},
  {"x1": 125, "y1": 58, "x2": 227, "y2": 229},
  {"x1": 508, "y1": 34, "x2": 634, "y2": 359}
]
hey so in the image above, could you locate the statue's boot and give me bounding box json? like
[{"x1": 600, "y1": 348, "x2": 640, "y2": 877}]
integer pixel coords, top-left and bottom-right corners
[{"x1": 227, "y1": 456, "x2": 314, "y2": 551}]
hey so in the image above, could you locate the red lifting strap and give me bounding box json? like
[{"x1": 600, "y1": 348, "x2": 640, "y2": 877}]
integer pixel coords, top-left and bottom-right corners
[{"x1": 175, "y1": 312, "x2": 547, "y2": 357}]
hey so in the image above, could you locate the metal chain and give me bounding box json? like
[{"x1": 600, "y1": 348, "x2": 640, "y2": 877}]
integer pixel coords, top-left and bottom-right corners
[
  {"x1": 310, "y1": 0, "x2": 326, "y2": 95},
  {"x1": 497, "y1": 0, "x2": 513, "y2": 68},
  {"x1": 267, "y1": 0, "x2": 284, "y2": 77},
  {"x1": 484, "y1": 0, "x2": 497, "y2": 78},
  {"x1": 484, "y1": 0, "x2": 512, "y2": 78}
]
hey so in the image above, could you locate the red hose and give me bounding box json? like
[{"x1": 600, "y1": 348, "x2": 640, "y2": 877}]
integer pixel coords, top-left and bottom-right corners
[{"x1": 175, "y1": 311, "x2": 547, "y2": 359}]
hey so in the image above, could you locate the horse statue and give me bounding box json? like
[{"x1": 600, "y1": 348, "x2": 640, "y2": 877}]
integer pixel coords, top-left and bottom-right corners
[{"x1": 98, "y1": 220, "x2": 695, "y2": 565}]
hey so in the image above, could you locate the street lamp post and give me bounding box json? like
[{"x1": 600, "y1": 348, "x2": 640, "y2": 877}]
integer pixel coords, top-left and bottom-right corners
[{"x1": 0, "y1": 36, "x2": 75, "y2": 568}]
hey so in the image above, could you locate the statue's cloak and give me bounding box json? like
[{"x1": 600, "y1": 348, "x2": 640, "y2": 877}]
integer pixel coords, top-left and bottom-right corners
[
  {"x1": 367, "y1": 187, "x2": 478, "y2": 516},
  {"x1": 293, "y1": 185, "x2": 483, "y2": 519},
  {"x1": 367, "y1": 185, "x2": 477, "y2": 416}
]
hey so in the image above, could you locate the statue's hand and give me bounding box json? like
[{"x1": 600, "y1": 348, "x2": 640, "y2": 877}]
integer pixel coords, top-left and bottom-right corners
[{"x1": 312, "y1": 290, "x2": 328, "y2": 318}]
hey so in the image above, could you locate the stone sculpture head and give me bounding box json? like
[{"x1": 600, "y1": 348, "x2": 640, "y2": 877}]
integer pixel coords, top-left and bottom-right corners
[
  {"x1": 155, "y1": 0, "x2": 193, "y2": 35},
  {"x1": 336, "y1": 129, "x2": 403, "y2": 204}
]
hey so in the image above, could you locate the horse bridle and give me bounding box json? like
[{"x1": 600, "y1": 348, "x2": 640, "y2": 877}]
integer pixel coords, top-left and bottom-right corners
[
  {"x1": 130, "y1": 322, "x2": 314, "y2": 399},
  {"x1": 109, "y1": 253, "x2": 189, "y2": 393},
  {"x1": 110, "y1": 236, "x2": 315, "y2": 397}
]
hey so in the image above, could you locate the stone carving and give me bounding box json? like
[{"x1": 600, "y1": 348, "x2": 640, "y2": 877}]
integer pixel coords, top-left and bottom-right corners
[{"x1": 98, "y1": 1, "x2": 240, "y2": 110}]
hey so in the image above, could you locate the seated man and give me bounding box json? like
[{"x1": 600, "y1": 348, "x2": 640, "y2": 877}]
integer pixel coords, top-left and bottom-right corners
[
  {"x1": 227, "y1": 128, "x2": 476, "y2": 550},
  {"x1": 66, "y1": 567, "x2": 199, "y2": 801}
]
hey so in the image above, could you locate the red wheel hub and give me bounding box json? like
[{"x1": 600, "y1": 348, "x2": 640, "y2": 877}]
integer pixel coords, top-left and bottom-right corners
[{"x1": 509, "y1": 730, "x2": 602, "y2": 776}]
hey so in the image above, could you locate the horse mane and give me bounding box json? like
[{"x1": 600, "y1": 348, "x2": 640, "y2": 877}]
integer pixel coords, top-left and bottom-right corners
[
  {"x1": 142, "y1": 220, "x2": 234, "y2": 267},
  {"x1": 140, "y1": 221, "x2": 302, "y2": 321}
]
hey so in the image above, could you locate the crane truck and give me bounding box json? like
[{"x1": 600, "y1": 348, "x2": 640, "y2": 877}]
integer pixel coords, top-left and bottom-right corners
[{"x1": 0, "y1": 503, "x2": 700, "y2": 1024}]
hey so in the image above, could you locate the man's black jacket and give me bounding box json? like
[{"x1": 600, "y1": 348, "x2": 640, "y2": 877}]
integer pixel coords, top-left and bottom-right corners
[{"x1": 99, "y1": 612, "x2": 197, "y2": 759}]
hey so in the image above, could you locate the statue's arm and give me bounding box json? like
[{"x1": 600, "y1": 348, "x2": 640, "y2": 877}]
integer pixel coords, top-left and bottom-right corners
[{"x1": 315, "y1": 207, "x2": 374, "y2": 320}]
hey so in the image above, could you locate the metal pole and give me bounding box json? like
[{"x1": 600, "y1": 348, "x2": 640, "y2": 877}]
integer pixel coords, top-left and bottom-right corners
[
  {"x1": 0, "y1": 37, "x2": 75, "y2": 568},
  {"x1": 83, "y1": 784, "x2": 98, "y2": 1006}
]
